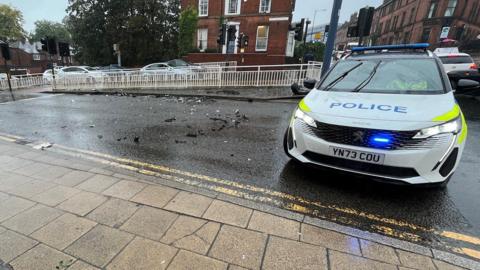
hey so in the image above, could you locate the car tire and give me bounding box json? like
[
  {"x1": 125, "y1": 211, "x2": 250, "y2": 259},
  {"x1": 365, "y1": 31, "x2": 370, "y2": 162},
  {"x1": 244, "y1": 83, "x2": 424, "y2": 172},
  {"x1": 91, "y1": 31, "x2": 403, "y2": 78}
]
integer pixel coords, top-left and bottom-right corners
[{"x1": 283, "y1": 129, "x2": 293, "y2": 159}]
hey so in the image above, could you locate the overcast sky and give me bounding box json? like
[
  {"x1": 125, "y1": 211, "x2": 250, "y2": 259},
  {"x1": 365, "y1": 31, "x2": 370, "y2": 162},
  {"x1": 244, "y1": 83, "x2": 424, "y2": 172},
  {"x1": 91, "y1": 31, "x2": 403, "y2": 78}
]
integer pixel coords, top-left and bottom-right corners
[{"x1": 0, "y1": 0, "x2": 383, "y2": 32}]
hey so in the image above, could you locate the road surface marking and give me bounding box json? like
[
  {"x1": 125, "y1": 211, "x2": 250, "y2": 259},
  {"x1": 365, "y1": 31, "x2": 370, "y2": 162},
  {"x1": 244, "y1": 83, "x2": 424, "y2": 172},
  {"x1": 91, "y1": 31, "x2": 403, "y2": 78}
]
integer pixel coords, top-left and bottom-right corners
[
  {"x1": 441, "y1": 231, "x2": 480, "y2": 246},
  {"x1": 456, "y1": 248, "x2": 480, "y2": 260}
]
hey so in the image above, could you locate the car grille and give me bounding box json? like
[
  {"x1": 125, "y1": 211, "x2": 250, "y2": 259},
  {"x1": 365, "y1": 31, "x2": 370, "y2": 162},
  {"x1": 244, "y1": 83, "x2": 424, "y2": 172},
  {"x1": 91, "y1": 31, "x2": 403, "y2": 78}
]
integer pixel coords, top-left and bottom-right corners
[
  {"x1": 303, "y1": 151, "x2": 420, "y2": 178},
  {"x1": 299, "y1": 121, "x2": 448, "y2": 150}
]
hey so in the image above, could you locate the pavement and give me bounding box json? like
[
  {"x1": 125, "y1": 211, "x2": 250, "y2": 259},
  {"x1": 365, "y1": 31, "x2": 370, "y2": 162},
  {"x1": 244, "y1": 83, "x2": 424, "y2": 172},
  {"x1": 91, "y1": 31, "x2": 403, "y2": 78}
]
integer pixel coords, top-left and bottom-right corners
[{"x1": 0, "y1": 138, "x2": 479, "y2": 270}]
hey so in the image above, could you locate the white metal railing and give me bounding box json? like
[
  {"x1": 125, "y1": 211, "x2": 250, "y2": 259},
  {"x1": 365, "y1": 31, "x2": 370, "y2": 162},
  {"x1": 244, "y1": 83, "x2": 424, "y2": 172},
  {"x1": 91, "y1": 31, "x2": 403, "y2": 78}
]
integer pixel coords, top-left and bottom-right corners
[
  {"x1": 0, "y1": 62, "x2": 322, "y2": 92},
  {"x1": 0, "y1": 73, "x2": 48, "y2": 91},
  {"x1": 55, "y1": 63, "x2": 322, "y2": 91}
]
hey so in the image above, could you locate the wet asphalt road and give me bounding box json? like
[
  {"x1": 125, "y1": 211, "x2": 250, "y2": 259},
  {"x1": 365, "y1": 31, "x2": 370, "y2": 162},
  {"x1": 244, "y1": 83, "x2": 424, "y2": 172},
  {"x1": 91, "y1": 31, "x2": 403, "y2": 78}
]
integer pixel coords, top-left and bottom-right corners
[{"x1": 0, "y1": 91, "x2": 479, "y2": 253}]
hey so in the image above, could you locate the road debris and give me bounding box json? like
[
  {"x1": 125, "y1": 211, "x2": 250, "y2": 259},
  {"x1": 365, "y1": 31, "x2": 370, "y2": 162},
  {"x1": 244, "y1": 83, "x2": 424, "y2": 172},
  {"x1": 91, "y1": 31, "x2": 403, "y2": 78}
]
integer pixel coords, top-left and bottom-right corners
[
  {"x1": 165, "y1": 117, "x2": 176, "y2": 122},
  {"x1": 134, "y1": 136, "x2": 140, "y2": 143}
]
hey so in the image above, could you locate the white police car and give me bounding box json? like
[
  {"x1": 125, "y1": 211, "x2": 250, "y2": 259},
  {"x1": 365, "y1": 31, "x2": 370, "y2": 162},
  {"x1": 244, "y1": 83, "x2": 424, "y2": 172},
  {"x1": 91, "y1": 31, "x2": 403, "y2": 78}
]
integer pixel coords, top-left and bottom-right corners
[{"x1": 285, "y1": 44, "x2": 478, "y2": 187}]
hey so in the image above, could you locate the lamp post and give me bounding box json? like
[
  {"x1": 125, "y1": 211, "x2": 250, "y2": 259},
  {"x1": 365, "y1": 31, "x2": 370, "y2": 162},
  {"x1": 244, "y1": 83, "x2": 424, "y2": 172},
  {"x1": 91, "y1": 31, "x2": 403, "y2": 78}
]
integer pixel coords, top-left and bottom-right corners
[{"x1": 321, "y1": 0, "x2": 343, "y2": 77}]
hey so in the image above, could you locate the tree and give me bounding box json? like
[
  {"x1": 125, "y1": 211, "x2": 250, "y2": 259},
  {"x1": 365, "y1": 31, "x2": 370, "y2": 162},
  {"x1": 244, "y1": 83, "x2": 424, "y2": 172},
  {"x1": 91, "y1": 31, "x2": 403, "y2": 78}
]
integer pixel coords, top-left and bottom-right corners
[
  {"x1": 0, "y1": 4, "x2": 26, "y2": 42},
  {"x1": 30, "y1": 20, "x2": 71, "y2": 43},
  {"x1": 294, "y1": 42, "x2": 326, "y2": 62},
  {"x1": 66, "y1": 0, "x2": 180, "y2": 66},
  {"x1": 177, "y1": 6, "x2": 198, "y2": 57}
]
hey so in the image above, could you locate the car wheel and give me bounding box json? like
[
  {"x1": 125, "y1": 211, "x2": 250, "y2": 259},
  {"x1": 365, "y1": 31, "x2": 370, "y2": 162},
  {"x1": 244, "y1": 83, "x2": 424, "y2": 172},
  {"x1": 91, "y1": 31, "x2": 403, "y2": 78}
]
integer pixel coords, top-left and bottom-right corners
[{"x1": 283, "y1": 129, "x2": 293, "y2": 158}]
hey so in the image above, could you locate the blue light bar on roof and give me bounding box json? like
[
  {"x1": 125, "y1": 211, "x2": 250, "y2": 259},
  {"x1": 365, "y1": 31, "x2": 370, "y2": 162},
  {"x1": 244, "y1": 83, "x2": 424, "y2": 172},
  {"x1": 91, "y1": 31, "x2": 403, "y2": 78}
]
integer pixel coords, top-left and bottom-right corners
[{"x1": 351, "y1": 43, "x2": 430, "y2": 52}]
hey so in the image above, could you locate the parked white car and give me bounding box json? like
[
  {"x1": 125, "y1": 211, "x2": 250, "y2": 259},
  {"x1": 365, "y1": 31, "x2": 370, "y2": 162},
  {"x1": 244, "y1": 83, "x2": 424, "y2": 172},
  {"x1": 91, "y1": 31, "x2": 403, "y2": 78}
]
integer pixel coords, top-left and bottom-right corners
[{"x1": 57, "y1": 66, "x2": 104, "y2": 81}]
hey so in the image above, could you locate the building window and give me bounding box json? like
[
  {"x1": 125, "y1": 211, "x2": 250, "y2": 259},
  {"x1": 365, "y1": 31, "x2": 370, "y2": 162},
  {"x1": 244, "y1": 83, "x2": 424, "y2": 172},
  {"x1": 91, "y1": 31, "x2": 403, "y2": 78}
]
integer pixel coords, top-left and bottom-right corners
[
  {"x1": 33, "y1": 54, "x2": 41, "y2": 61},
  {"x1": 225, "y1": 0, "x2": 240, "y2": 15},
  {"x1": 199, "y1": 0, "x2": 208, "y2": 16},
  {"x1": 427, "y1": 1, "x2": 437, "y2": 18},
  {"x1": 409, "y1": 8, "x2": 416, "y2": 23},
  {"x1": 197, "y1": 28, "x2": 208, "y2": 52},
  {"x1": 259, "y1": 0, "x2": 271, "y2": 13},
  {"x1": 392, "y1": 16, "x2": 398, "y2": 30},
  {"x1": 255, "y1": 25, "x2": 269, "y2": 51},
  {"x1": 421, "y1": 28, "x2": 431, "y2": 42},
  {"x1": 444, "y1": 0, "x2": 457, "y2": 17},
  {"x1": 400, "y1": 11, "x2": 406, "y2": 27}
]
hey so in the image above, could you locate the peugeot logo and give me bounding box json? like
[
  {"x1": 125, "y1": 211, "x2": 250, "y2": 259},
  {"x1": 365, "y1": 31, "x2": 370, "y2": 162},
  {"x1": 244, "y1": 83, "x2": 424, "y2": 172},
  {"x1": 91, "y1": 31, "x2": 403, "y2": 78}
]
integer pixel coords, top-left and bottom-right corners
[{"x1": 353, "y1": 131, "x2": 365, "y2": 143}]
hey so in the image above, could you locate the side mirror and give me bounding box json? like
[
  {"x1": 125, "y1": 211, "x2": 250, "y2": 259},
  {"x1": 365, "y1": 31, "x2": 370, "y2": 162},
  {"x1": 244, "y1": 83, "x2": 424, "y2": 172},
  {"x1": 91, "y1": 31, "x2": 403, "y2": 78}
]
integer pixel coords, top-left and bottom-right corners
[
  {"x1": 303, "y1": 79, "x2": 317, "y2": 90},
  {"x1": 457, "y1": 79, "x2": 480, "y2": 90}
]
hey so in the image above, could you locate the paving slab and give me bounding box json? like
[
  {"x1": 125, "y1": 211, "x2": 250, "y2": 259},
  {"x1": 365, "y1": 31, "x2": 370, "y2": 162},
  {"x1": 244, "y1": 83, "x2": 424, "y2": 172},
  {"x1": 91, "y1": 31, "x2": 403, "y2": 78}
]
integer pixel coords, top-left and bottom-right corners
[
  {"x1": 0, "y1": 230, "x2": 38, "y2": 262},
  {"x1": 13, "y1": 162, "x2": 52, "y2": 177},
  {"x1": 102, "y1": 180, "x2": 146, "y2": 200},
  {"x1": 0, "y1": 192, "x2": 9, "y2": 202},
  {"x1": 65, "y1": 225, "x2": 134, "y2": 268},
  {"x1": 300, "y1": 223, "x2": 361, "y2": 256},
  {"x1": 0, "y1": 196, "x2": 36, "y2": 222},
  {"x1": 10, "y1": 244, "x2": 75, "y2": 270},
  {"x1": 161, "y1": 215, "x2": 219, "y2": 255},
  {"x1": 247, "y1": 211, "x2": 300, "y2": 240},
  {"x1": 31, "y1": 165, "x2": 72, "y2": 181},
  {"x1": 209, "y1": 225, "x2": 267, "y2": 269},
  {"x1": 262, "y1": 236, "x2": 327, "y2": 270},
  {"x1": 67, "y1": 260, "x2": 100, "y2": 270},
  {"x1": 433, "y1": 259, "x2": 467, "y2": 270},
  {"x1": 1, "y1": 204, "x2": 63, "y2": 235},
  {"x1": 31, "y1": 213, "x2": 97, "y2": 250},
  {"x1": 57, "y1": 191, "x2": 107, "y2": 216},
  {"x1": 31, "y1": 185, "x2": 81, "y2": 206},
  {"x1": 396, "y1": 249, "x2": 436, "y2": 270},
  {"x1": 7, "y1": 180, "x2": 56, "y2": 198},
  {"x1": 168, "y1": 250, "x2": 228, "y2": 270},
  {"x1": 106, "y1": 237, "x2": 177, "y2": 270},
  {"x1": 87, "y1": 198, "x2": 141, "y2": 228},
  {"x1": 120, "y1": 206, "x2": 178, "y2": 241},
  {"x1": 130, "y1": 184, "x2": 178, "y2": 208},
  {"x1": 0, "y1": 173, "x2": 33, "y2": 192},
  {"x1": 359, "y1": 239, "x2": 401, "y2": 265},
  {"x1": 53, "y1": 170, "x2": 95, "y2": 187},
  {"x1": 328, "y1": 250, "x2": 397, "y2": 270},
  {"x1": 75, "y1": 174, "x2": 118, "y2": 193},
  {"x1": 164, "y1": 191, "x2": 213, "y2": 217},
  {"x1": 203, "y1": 200, "x2": 252, "y2": 228}
]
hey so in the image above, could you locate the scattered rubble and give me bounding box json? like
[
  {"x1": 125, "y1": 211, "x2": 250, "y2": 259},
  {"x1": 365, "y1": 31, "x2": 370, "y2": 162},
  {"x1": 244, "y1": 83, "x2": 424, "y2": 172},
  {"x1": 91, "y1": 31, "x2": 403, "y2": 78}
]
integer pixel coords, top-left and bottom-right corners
[{"x1": 133, "y1": 136, "x2": 140, "y2": 143}]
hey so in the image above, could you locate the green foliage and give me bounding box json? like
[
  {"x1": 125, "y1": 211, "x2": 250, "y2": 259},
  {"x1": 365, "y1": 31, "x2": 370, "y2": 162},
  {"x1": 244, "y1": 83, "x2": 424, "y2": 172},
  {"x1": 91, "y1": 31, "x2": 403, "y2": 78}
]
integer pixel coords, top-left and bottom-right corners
[
  {"x1": 0, "y1": 4, "x2": 26, "y2": 42},
  {"x1": 178, "y1": 6, "x2": 198, "y2": 57},
  {"x1": 66, "y1": 0, "x2": 180, "y2": 66},
  {"x1": 294, "y1": 42, "x2": 326, "y2": 62},
  {"x1": 30, "y1": 20, "x2": 71, "y2": 42}
]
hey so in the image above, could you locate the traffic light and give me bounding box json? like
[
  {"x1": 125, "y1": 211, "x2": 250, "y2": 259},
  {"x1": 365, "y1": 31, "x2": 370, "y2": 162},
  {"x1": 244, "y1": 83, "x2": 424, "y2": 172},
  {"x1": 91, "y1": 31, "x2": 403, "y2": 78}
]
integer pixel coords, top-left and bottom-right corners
[
  {"x1": 227, "y1": 26, "x2": 237, "y2": 41},
  {"x1": 40, "y1": 38, "x2": 48, "y2": 52},
  {"x1": 0, "y1": 43, "x2": 11, "y2": 61},
  {"x1": 294, "y1": 19, "x2": 305, "y2": 41},
  {"x1": 347, "y1": 26, "x2": 359, "y2": 38},
  {"x1": 237, "y1": 33, "x2": 244, "y2": 49},
  {"x1": 47, "y1": 38, "x2": 57, "y2": 55},
  {"x1": 217, "y1": 24, "x2": 226, "y2": 45},
  {"x1": 58, "y1": 42, "x2": 70, "y2": 57},
  {"x1": 358, "y1": 7, "x2": 375, "y2": 37},
  {"x1": 325, "y1": 25, "x2": 330, "y2": 33},
  {"x1": 242, "y1": 35, "x2": 249, "y2": 48}
]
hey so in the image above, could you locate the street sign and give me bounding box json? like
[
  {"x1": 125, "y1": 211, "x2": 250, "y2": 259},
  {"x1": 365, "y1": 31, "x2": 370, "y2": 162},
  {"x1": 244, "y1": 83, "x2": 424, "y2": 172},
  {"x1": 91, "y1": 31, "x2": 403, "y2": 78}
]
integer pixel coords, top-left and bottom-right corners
[
  {"x1": 440, "y1": 27, "x2": 450, "y2": 39},
  {"x1": 314, "y1": 32, "x2": 323, "y2": 40}
]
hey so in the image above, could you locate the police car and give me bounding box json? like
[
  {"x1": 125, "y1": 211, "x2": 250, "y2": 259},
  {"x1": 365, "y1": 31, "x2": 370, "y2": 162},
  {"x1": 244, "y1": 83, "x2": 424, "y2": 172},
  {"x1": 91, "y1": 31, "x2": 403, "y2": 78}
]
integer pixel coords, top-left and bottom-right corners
[{"x1": 285, "y1": 44, "x2": 479, "y2": 187}]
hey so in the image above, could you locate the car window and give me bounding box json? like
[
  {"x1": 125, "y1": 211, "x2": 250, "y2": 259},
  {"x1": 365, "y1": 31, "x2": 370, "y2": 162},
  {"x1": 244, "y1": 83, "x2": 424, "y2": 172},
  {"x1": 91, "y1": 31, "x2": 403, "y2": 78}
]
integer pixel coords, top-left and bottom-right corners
[
  {"x1": 439, "y1": 56, "x2": 474, "y2": 64},
  {"x1": 319, "y1": 58, "x2": 445, "y2": 94}
]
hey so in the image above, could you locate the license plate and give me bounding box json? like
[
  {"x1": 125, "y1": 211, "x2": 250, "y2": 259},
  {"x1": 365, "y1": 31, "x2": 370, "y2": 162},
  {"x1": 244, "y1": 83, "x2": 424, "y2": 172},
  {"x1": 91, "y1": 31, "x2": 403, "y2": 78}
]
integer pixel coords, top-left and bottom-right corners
[{"x1": 329, "y1": 146, "x2": 385, "y2": 165}]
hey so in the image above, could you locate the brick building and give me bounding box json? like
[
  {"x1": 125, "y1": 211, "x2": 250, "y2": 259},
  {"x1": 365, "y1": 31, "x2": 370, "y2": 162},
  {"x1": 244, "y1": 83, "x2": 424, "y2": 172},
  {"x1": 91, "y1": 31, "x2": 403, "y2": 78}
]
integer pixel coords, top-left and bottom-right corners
[
  {"x1": 180, "y1": 0, "x2": 296, "y2": 65},
  {"x1": 369, "y1": 0, "x2": 480, "y2": 50}
]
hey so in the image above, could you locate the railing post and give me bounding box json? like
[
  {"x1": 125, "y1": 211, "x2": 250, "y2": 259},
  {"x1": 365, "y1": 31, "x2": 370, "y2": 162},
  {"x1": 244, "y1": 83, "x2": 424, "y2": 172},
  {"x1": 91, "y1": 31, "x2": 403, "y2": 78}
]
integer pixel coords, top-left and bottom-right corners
[
  {"x1": 256, "y1": 66, "x2": 260, "y2": 87},
  {"x1": 298, "y1": 64, "x2": 304, "y2": 84}
]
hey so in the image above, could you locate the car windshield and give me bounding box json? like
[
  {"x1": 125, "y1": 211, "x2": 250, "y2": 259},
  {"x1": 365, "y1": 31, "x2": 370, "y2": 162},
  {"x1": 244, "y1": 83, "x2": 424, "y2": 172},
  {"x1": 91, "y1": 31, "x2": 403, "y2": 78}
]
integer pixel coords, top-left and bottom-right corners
[
  {"x1": 439, "y1": 56, "x2": 474, "y2": 64},
  {"x1": 168, "y1": 59, "x2": 188, "y2": 67},
  {"x1": 318, "y1": 58, "x2": 445, "y2": 94}
]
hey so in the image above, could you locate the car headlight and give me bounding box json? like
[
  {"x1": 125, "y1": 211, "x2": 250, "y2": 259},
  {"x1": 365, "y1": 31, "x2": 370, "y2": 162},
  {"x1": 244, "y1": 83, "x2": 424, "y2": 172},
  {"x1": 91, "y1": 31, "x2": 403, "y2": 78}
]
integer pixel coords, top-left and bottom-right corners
[
  {"x1": 295, "y1": 108, "x2": 317, "y2": 128},
  {"x1": 413, "y1": 117, "x2": 462, "y2": 139}
]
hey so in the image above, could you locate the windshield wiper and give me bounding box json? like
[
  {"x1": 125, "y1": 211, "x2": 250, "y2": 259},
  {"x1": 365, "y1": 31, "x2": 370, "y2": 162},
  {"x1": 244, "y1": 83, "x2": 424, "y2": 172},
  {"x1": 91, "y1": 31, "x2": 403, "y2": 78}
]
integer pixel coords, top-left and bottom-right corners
[
  {"x1": 352, "y1": 61, "x2": 382, "y2": 92},
  {"x1": 322, "y1": 62, "x2": 364, "y2": 91}
]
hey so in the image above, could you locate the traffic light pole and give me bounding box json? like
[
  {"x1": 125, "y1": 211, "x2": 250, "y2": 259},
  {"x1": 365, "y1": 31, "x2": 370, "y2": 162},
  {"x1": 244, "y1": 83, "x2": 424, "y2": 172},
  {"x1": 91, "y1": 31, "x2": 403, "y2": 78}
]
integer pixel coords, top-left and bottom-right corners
[
  {"x1": 321, "y1": 0, "x2": 342, "y2": 77},
  {"x1": 3, "y1": 60, "x2": 14, "y2": 100}
]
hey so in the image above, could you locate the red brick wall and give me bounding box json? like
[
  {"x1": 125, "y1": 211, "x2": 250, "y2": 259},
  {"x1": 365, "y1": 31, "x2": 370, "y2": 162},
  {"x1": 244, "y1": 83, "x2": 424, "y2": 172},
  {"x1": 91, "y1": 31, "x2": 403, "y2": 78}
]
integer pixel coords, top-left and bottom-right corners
[
  {"x1": 0, "y1": 48, "x2": 65, "y2": 74},
  {"x1": 185, "y1": 52, "x2": 285, "y2": 65}
]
